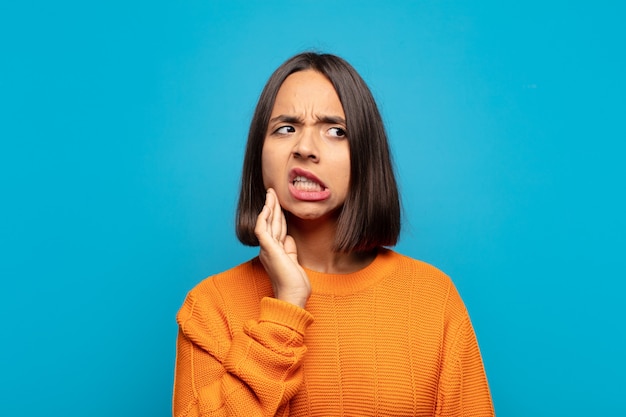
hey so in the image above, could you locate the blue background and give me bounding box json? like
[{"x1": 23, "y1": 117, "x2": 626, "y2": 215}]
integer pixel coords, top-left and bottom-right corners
[{"x1": 1, "y1": 1, "x2": 624, "y2": 415}]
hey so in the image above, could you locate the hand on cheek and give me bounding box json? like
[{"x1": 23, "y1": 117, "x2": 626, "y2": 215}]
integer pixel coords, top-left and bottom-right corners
[{"x1": 254, "y1": 188, "x2": 311, "y2": 308}]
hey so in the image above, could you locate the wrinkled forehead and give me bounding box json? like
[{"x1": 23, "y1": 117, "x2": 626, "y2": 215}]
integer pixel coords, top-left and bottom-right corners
[{"x1": 270, "y1": 70, "x2": 345, "y2": 119}]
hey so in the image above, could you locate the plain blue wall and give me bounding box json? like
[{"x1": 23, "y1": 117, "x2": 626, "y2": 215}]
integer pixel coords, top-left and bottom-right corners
[{"x1": 1, "y1": 1, "x2": 624, "y2": 415}]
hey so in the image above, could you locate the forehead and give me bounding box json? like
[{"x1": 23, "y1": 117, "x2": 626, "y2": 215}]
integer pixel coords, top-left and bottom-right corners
[{"x1": 272, "y1": 70, "x2": 345, "y2": 115}]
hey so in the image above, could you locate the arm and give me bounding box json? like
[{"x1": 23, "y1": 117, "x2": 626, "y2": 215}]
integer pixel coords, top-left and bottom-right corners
[
  {"x1": 173, "y1": 294, "x2": 313, "y2": 417},
  {"x1": 436, "y1": 289, "x2": 495, "y2": 417},
  {"x1": 174, "y1": 189, "x2": 313, "y2": 416}
]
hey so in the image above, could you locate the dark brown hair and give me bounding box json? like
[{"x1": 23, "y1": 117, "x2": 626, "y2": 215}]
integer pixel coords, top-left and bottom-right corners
[{"x1": 236, "y1": 52, "x2": 400, "y2": 252}]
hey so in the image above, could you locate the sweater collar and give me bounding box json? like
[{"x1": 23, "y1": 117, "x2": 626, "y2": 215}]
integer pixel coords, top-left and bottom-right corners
[{"x1": 304, "y1": 248, "x2": 399, "y2": 296}]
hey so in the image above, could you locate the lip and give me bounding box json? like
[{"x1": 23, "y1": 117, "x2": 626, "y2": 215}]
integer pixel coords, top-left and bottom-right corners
[
  {"x1": 288, "y1": 168, "x2": 327, "y2": 187},
  {"x1": 288, "y1": 167, "x2": 331, "y2": 201}
]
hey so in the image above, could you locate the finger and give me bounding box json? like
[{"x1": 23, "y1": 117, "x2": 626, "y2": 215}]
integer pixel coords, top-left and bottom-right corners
[
  {"x1": 272, "y1": 190, "x2": 285, "y2": 242},
  {"x1": 264, "y1": 190, "x2": 274, "y2": 236},
  {"x1": 267, "y1": 189, "x2": 283, "y2": 240},
  {"x1": 269, "y1": 189, "x2": 287, "y2": 243},
  {"x1": 255, "y1": 190, "x2": 274, "y2": 240},
  {"x1": 280, "y1": 207, "x2": 287, "y2": 242},
  {"x1": 254, "y1": 202, "x2": 270, "y2": 239}
]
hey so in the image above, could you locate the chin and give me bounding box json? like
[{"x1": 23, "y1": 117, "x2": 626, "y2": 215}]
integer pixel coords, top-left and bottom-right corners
[{"x1": 286, "y1": 207, "x2": 341, "y2": 222}]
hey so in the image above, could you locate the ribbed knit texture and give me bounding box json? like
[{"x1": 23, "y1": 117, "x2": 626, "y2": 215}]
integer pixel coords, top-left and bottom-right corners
[{"x1": 173, "y1": 249, "x2": 494, "y2": 416}]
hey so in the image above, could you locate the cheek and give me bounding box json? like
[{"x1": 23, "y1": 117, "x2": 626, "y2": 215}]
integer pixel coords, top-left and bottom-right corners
[
  {"x1": 260, "y1": 149, "x2": 273, "y2": 188},
  {"x1": 335, "y1": 148, "x2": 351, "y2": 181}
]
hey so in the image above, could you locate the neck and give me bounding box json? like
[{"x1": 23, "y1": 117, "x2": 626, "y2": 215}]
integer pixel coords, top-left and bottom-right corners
[{"x1": 286, "y1": 214, "x2": 376, "y2": 274}]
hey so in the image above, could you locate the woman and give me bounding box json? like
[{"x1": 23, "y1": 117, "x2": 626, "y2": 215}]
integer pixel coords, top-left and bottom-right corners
[{"x1": 173, "y1": 52, "x2": 494, "y2": 417}]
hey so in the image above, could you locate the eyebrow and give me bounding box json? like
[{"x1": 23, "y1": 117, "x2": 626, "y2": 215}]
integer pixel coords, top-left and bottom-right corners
[
  {"x1": 318, "y1": 115, "x2": 346, "y2": 126},
  {"x1": 269, "y1": 115, "x2": 302, "y2": 125},
  {"x1": 268, "y1": 114, "x2": 346, "y2": 126}
]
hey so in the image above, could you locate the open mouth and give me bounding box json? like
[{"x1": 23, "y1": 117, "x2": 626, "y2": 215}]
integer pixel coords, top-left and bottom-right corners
[
  {"x1": 288, "y1": 168, "x2": 330, "y2": 201},
  {"x1": 292, "y1": 175, "x2": 325, "y2": 192}
]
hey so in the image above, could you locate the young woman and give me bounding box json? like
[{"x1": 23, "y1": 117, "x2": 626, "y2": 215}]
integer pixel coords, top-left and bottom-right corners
[{"x1": 173, "y1": 53, "x2": 494, "y2": 417}]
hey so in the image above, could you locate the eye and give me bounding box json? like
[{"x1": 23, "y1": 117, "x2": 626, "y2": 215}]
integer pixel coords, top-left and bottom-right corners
[
  {"x1": 328, "y1": 127, "x2": 347, "y2": 138},
  {"x1": 274, "y1": 125, "x2": 295, "y2": 135}
]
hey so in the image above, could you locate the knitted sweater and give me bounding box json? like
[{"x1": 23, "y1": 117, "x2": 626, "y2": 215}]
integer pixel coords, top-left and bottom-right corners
[{"x1": 173, "y1": 249, "x2": 494, "y2": 417}]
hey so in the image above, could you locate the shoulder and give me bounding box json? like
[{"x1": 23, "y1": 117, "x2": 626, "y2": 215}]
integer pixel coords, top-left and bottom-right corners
[
  {"x1": 388, "y1": 250, "x2": 450, "y2": 280},
  {"x1": 385, "y1": 250, "x2": 453, "y2": 292},
  {"x1": 386, "y1": 249, "x2": 468, "y2": 317},
  {"x1": 181, "y1": 257, "x2": 270, "y2": 311},
  {"x1": 176, "y1": 258, "x2": 271, "y2": 354}
]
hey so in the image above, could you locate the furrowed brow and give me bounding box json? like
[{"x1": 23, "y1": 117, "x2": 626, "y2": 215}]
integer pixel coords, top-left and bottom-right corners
[
  {"x1": 316, "y1": 115, "x2": 346, "y2": 126},
  {"x1": 268, "y1": 115, "x2": 303, "y2": 125}
]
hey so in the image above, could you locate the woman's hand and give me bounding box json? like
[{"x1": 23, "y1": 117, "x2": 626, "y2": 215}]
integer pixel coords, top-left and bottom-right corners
[{"x1": 255, "y1": 188, "x2": 311, "y2": 309}]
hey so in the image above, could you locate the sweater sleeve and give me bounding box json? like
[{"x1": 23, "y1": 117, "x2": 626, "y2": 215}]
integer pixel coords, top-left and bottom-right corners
[
  {"x1": 436, "y1": 287, "x2": 495, "y2": 417},
  {"x1": 173, "y1": 290, "x2": 314, "y2": 417}
]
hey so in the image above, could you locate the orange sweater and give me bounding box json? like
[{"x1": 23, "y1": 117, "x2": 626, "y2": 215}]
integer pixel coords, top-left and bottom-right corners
[{"x1": 173, "y1": 249, "x2": 494, "y2": 416}]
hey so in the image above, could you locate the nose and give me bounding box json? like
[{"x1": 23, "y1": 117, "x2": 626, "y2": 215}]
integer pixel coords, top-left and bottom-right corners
[{"x1": 292, "y1": 128, "x2": 319, "y2": 161}]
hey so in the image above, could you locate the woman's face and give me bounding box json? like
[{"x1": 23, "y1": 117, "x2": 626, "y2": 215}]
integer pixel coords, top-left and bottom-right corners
[{"x1": 261, "y1": 70, "x2": 350, "y2": 222}]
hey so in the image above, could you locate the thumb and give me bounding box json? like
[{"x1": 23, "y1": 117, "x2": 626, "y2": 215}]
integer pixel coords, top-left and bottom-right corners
[{"x1": 283, "y1": 235, "x2": 299, "y2": 264}]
